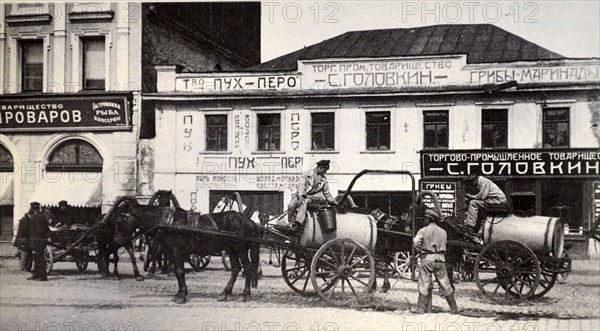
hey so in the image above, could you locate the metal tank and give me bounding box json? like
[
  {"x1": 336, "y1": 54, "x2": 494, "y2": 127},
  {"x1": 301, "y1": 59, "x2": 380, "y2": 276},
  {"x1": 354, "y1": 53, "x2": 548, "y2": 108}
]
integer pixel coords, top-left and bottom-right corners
[
  {"x1": 300, "y1": 212, "x2": 377, "y2": 251},
  {"x1": 483, "y1": 215, "x2": 564, "y2": 257}
]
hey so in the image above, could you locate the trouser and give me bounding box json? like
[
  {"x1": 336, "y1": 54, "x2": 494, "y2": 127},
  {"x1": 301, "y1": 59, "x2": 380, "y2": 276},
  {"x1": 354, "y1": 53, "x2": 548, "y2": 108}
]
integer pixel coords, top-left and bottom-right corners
[
  {"x1": 287, "y1": 196, "x2": 308, "y2": 225},
  {"x1": 19, "y1": 249, "x2": 32, "y2": 271},
  {"x1": 418, "y1": 260, "x2": 454, "y2": 296},
  {"x1": 465, "y1": 198, "x2": 506, "y2": 227},
  {"x1": 31, "y1": 245, "x2": 47, "y2": 279}
]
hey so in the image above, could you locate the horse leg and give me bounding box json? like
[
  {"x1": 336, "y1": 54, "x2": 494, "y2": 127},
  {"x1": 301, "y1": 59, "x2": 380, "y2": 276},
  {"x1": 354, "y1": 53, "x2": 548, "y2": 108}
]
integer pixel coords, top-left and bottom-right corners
[
  {"x1": 240, "y1": 251, "x2": 254, "y2": 302},
  {"x1": 218, "y1": 251, "x2": 241, "y2": 302},
  {"x1": 172, "y1": 255, "x2": 187, "y2": 304},
  {"x1": 98, "y1": 245, "x2": 110, "y2": 277},
  {"x1": 112, "y1": 250, "x2": 120, "y2": 280},
  {"x1": 125, "y1": 244, "x2": 144, "y2": 281},
  {"x1": 250, "y1": 244, "x2": 260, "y2": 287},
  {"x1": 381, "y1": 269, "x2": 391, "y2": 293}
]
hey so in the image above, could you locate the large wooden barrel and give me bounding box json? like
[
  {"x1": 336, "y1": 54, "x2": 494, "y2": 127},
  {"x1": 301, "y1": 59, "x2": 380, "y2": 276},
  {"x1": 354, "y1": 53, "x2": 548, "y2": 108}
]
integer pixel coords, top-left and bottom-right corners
[
  {"x1": 483, "y1": 215, "x2": 564, "y2": 257},
  {"x1": 300, "y1": 212, "x2": 377, "y2": 251}
]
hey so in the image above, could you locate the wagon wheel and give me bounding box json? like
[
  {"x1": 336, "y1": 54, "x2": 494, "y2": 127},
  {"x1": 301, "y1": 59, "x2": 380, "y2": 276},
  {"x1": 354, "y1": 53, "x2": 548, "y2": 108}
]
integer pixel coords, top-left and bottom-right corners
[
  {"x1": 75, "y1": 252, "x2": 89, "y2": 272},
  {"x1": 221, "y1": 251, "x2": 231, "y2": 271},
  {"x1": 310, "y1": 238, "x2": 375, "y2": 306},
  {"x1": 475, "y1": 240, "x2": 540, "y2": 304},
  {"x1": 281, "y1": 249, "x2": 312, "y2": 295},
  {"x1": 45, "y1": 246, "x2": 54, "y2": 275},
  {"x1": 393, "y1": 251, "x2": 419, "y2": 280},
  {"x1": 189, "y1": 254, "x2": 211, "y2": 271}
]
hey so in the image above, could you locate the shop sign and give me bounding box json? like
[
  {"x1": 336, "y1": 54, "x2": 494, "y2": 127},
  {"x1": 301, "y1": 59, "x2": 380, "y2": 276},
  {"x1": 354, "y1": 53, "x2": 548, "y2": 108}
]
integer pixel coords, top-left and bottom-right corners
[
  {"x1": 421, "y1": 149, "x2": 600, "y2": 178},
  {"x1": 419, "y1": 181, "x2": 457, "y2": 217},
  {"x1": 175, "y1": 74, "x2": 300, "y2": 93},
  {"x1": 0, "y1": 94, "x2": 131, "y2": 132}
]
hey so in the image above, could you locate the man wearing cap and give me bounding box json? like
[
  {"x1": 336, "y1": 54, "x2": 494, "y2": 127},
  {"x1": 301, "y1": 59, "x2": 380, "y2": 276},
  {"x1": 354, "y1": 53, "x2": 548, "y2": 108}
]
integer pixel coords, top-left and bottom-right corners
[
  {"x1": 463, "y1": 174, "x2": 507, "y2": 232},
  {"x1": 52, "y1": 200, "x2": 74, "y2": 227},
  {"x1": 413, "y1": 209, "x2": 458, "y2": 314},
  {"x1": 27, "y1": 202, "x2": 50, "y2": 281},
  {"x1": 13, "y1": 203, "x2": 37, "y2": 272},
  {"x1": 287, "y1": 160, "x2": 337, "y2": 233}
]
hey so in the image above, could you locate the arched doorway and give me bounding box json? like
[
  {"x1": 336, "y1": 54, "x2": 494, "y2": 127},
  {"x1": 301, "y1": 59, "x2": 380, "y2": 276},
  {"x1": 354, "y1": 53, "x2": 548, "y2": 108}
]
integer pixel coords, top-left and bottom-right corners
[
  {"x1": 29, "y1": 139, "x2": 103, "y2": 225},
  {"x1": 0, "y1": 144, "x2": 15, "y2": 241}
]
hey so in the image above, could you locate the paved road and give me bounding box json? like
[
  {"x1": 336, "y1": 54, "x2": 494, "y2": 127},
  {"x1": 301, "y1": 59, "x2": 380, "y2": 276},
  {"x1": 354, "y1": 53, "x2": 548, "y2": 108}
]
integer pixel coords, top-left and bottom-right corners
[{"x1": 1, "y1": 253, "x2": 598, "y2": 331}]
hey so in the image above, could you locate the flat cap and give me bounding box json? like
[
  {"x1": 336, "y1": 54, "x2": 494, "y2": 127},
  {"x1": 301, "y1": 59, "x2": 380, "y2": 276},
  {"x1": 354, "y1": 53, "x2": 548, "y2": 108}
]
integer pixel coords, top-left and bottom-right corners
[
  {"x1": 316, "y1": 160, "x2": 330, "y2": 169},
  {"x1": 58, "y1": 200, "x2": 68, "y2": 206},
  {"x1": 423, "y1": 209, "x2": 440, "y2": 221},
  {"x1": 30, "y1": 202, "x2": 41, "y2": 208}
]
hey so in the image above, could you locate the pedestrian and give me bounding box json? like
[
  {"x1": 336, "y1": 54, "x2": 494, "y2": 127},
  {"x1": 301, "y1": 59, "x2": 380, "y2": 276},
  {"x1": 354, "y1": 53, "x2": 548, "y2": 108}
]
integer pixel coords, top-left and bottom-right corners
[
  {"x1": 413, "y1": 209, "x2": 458, "y2": 314},
  {"x1": 287, "y1": 160, "x2": 338, "y2": 234},
  {"x1": 463, "y1": 174, "x2": 507, "y2": 233},
  {"x1": 13, "y1": 204, "x2": 35, "y2": 272},
  {"x1": 27, "y1": 202, "x2": 51, "y2": 281},
  {"x1": 51, "y1": 200, "x2": 74, "y2": 227}
]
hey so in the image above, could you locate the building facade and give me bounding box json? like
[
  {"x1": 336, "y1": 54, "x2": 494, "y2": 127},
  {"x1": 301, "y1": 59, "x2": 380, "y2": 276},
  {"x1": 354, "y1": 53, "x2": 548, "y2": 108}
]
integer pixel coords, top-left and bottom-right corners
[
  {"x1": 147, "y1": 25, "x2": 599, "y2": 254},
  {"x1": 0, "y1": 2, "x2": 261, "y2": 241}
]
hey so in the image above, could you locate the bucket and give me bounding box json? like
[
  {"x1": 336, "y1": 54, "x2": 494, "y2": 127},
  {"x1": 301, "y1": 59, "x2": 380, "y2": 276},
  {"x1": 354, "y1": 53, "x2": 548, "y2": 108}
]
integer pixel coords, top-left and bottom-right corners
[
  {"x1": 483, "y1": 215, "x2": 564, "y2": 257},
  {"x1": 317, "y1": 206, "x2": 337, "y2": 232}
]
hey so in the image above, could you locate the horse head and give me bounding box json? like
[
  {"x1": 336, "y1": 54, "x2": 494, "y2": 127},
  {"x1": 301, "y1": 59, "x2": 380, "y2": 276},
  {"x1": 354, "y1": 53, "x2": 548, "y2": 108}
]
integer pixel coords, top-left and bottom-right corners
[{"x1": 149, "y1": 190, "x2": 181, "y2": 208}]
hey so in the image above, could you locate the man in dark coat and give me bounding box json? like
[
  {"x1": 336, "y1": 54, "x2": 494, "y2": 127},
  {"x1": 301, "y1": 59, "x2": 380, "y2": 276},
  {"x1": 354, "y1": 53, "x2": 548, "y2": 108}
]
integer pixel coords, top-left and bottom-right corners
[
  {"x1": 51, "y1": 200, "x2": 74, "y2": 227},
  {"x1": 27, "y1": 202, "x2": 51, "y2": 281},
  {"x1": 13, "y1": 203, "x2": 36, "y2": 272}
]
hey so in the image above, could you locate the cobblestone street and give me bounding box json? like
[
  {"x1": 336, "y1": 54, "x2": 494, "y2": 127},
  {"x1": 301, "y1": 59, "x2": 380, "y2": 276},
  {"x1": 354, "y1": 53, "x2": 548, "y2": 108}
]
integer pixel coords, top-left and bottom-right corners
[{"x1": 1, "y1": 251, "x2": 598, "y2": 331}]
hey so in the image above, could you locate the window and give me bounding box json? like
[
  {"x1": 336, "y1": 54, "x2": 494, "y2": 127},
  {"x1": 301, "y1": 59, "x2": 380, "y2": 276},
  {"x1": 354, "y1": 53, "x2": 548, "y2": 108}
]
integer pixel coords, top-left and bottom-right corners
[
  {"x1": 205, "y1": 115, "x2": 228, "y2": 151},
  {"x1": 423, "y1": 111, "x2": 448, "y2": 149},
  {"x1": 482, "y1": 109, "x2": 508, "y2": 148},
  {"x1": 47, "y1": 140, "x2": 103, "y2": 171},
  {"x1": 366, "y1": 112, "x2": 390, "y2": 150},
  {"x1": 0, "y1": 145, "x2": 14, "y2": 172},
  {"x1": 341, "y1": 191, "x2": 412, "y2": 218},
  {"x1": 82, "y1": 37, "x2": 105, "y2": 90},
  {"x1": 543, "y1": 108, "x2": 569, "y2": 147},
  {"x1": 257, "y1": 114, "x2": 280, "y2": 151},
  {"x1": 311, "y1": 113, "x2": 335, "y2": 150},
  {"x1": 21, "y1": 41, "x2": 43, "y2": 92}
]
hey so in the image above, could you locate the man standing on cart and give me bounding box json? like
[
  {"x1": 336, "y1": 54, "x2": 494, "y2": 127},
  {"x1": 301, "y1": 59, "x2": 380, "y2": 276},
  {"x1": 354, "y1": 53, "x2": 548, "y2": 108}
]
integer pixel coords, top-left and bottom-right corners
[
  {"x1": 413, "y1": 209, "x2": 458, "y2": 314},
  {"x1": 287, "y1": 160, "x2": 337, "y2": 234}
]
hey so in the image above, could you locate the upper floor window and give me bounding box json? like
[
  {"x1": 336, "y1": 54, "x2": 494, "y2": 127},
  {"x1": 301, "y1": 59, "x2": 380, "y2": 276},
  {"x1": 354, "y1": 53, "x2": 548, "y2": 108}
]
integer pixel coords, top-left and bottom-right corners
[
  {"x1": 47, "y1": 140, "x2": 103, "y2": 171},
  {"x1": 543, "y1": 108, "x2": 569, "y2": 148},
  {"x1": 257, "y1": 114, "x2": 280, "y2": 151},
  {"x1": 82, "y1": 37, "x2": 105, "y2": 90},
  {"x1": 366, "y1": 112, "x2": 390, "y2": 150},
  {"x1": 21, "y1": 40, "x2": 43, "y2": 92},
  {"x1": 205, "y1": 115, "x2": 228, "y2": 151},
  {"x1": 423, "y1": 111, "x2": 448, "y2": 149},
  {"x1": 482, "y1": 109, "x2": 508, "y2": 148},
  {"x1": 311, "y1": 113, "x2": 335, "y2": 151}
]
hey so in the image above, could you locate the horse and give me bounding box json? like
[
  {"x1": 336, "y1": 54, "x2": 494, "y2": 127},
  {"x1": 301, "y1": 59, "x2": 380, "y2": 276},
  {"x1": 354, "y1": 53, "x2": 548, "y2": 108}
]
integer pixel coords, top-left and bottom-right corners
[
  {"x1": 95, "y1": 210, "x2": 145, "y2": 281},
  {"x1": 213, "y1": 192, "x2": 288, "y2": 266},
  {"x1": 101, "y1": 196, "x2": 261, "y2": 304},
  {"x1": 143, "y1": 190, "x2": 179, "y2": 276}
]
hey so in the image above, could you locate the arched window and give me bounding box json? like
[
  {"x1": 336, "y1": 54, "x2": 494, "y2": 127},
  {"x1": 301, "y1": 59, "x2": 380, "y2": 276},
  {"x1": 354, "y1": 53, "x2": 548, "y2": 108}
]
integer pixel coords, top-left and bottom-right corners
[
  {"x1": 47, "y1": 140, "x2": 103, "y2": 171},
  {"x1": 0, "y1": 145, "x2": 14, "y2": 172}
]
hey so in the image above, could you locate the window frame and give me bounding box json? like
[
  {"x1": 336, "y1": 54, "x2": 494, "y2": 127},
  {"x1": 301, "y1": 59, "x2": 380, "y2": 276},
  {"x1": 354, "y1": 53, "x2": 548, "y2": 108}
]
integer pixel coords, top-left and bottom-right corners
[
  {"x1": 542, "y1": 107, "x2": 570, "y2": 148},
  {"x1": 256, "y1": 113, "x2": 281, "y2": 152},
  {"x1": 423, "y1": 110, "x2": 449, "y2": 149},
  {"x1": 20, "y1": 40, "x2": 44, "y2": 93},
  {"x1": 365, "y1": 111, "x2": 391, "y2": 151},
  {"x1": 81, "y1": 36, "x2": 106, "y2": 91},
  {"x1": 46, "y1": 140, "x2": 103, "y2": 172},
  {"x1": 205, "y1": 114, "x2": 229, "y2": 152},
  {"x1": 481, "y1": 108, "x2": 508, "y2": 149},
  {"x1": 311, "y1": 112, "x2": 335, "y2": 151}
]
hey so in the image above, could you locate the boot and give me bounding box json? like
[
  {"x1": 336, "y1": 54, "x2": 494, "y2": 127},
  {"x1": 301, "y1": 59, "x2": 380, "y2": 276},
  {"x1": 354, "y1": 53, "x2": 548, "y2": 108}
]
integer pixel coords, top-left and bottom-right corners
[
  {"x1": 445, "y1": 294, "x2": 459, "y2": 314},
  {"x1": 426, "y1": 291, "x2": 433, "y2": 313},
  {"x1": 413, "y1": 294, "x2": 427, "y2": 314}
]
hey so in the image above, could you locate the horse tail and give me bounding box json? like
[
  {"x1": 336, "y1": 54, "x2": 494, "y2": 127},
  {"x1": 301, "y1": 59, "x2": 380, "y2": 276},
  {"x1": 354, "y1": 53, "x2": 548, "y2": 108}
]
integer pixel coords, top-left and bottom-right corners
[{"x1": 249, "y1": 241, "x2": 260, "y2": 288}]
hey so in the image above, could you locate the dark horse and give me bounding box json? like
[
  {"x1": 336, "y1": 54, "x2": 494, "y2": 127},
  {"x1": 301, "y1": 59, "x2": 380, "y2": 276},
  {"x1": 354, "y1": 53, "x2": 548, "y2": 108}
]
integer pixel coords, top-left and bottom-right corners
[{"x1": 101, "y1": 196, "x2": 261, "y2": 304}]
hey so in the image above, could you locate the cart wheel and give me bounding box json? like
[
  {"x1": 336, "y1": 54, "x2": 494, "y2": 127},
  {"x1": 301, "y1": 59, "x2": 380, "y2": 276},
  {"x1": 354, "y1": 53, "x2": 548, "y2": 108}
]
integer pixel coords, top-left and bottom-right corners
[
  {"x1": 393, "y1": 251, "x2": 419, "y2": 280},
  {"x1": 531, "y1": 270, "x2": 558, "y2": 299},
  {"x1": 45, "y1": 246, "x2": 54, "y2": 275},
  {"x1": 281, "y1": 249, "x2": 312, "y2": 295},
  {"x1": 475, "y1": 240, "x2": 540, "y2": 304},
  {"x1": 221, "y1": 251, "x2": 231, "y2": 271},
  {"x1": 189, "y1": 254, "x2": 211, "y2": 271},
  {"x1": 310, "y1": 238, "x2": 375, "y2": 306}
]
